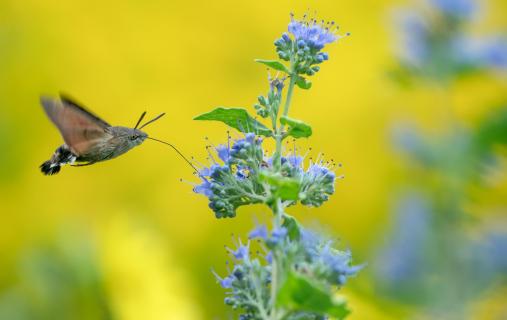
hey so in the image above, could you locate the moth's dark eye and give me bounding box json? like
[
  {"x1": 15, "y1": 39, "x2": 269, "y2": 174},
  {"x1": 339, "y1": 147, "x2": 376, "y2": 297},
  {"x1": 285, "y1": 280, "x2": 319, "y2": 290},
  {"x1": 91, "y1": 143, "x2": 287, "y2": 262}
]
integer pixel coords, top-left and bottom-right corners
[{"x1": 130, "y1": 135, "x2": 137, "y2": 141}]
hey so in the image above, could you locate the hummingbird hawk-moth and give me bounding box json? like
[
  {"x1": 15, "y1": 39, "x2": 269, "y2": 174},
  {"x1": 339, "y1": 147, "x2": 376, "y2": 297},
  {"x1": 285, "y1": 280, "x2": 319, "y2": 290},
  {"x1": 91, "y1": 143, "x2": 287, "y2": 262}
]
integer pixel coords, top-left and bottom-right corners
[{"x1": 40, "y1": 94, "x2": 174, "y2": 175}]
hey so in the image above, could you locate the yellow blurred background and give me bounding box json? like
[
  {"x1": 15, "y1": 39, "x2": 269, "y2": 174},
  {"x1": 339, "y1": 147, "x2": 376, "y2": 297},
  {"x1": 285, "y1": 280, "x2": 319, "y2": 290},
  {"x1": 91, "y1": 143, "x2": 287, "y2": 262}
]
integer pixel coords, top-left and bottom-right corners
[{"x1": 0, "y1": 0, "x2": 506, "y2": 319}]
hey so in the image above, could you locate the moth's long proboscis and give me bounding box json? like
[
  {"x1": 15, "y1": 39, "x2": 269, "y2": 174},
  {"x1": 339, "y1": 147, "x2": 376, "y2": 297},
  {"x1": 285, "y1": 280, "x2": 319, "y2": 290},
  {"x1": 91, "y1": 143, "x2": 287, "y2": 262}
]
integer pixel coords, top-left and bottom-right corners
[{"x1": 147, "y1": 137, "x2": 201, "y2": 175}]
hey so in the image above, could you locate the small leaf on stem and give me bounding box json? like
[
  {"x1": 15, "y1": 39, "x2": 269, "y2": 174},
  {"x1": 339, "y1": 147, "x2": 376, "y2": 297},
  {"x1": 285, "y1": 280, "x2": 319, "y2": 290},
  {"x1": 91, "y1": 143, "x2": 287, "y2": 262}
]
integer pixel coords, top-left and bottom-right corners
[
  {"x1": 282, "y1": 215, "x2": 301, "y2": 241},
  {"x1": 280, "y1": 116, "x2": 312, "y2": 138},
  {"x1": 194, "y1": 107, "x2": 272, "y2": 136},
  {"x1": 255, "y1": 59, "x2": 291, "y2": 74},
  {"x1": 295, "y1": 76, "x2": 312, "y2": 90},
  {"x1": 277, "y1": 271, "x2": 350, "y2": 319},
  {"x1": 259, "y1": 171, "x2": 300, "y2": 200}
]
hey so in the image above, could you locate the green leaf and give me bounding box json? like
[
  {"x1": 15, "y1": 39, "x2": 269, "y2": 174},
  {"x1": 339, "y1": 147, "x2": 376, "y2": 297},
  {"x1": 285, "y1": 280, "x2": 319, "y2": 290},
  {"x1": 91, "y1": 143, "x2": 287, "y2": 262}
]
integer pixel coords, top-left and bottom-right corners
[
  {"x1": 255, "y1": 59, "x2": 290, "y2": 74},
  {"x1": 259, "y1": 171, "x2": 300, "y2": 200},
  {"x1": 280, "y1": 116, "x2": 312, "y2": 138},
  {"x1": 295, "y1": 76, "x2": 312, "y2": 90},
  {"x1": 475, "y1": 105, "x2": 507, "y2": 154},
  {"x1": 282, "y1": 215, "x2": 301, "y2": 241},
  {"x1": 194, "y1": 107, "x2": 272, "y2": 136},
  {"x1": 277, "y1": 271, "x2": 350, "y2": 319}
]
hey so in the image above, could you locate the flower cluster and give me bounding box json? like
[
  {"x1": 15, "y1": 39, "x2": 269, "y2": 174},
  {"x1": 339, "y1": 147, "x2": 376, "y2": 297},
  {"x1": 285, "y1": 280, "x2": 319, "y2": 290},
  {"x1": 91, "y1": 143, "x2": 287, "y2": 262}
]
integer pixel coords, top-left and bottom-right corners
[
  {"x1": 274, "y1": 13, "x2": 347, "y2": 76},
  {"x1": 394, "y1": 0, "x2": 507, "y2": 81},
  {"x1": 192, "y1": 13, "x2": 359, "y2": 319},
  {"x1": 214, "y1": 224, "x2": 362, "y2": 319},
  {"x1": 297, "y1": 228, "x2": 363, "y2": 286},
  {"x1": 194, "y1": 133, "x2": 264, "y2": 218},
  {"x1": 194, "y1": 134, "x2": 339, "y2": 218},
  {"x1": 299, "y1": 162, "x2": 337, "y2": 207}
]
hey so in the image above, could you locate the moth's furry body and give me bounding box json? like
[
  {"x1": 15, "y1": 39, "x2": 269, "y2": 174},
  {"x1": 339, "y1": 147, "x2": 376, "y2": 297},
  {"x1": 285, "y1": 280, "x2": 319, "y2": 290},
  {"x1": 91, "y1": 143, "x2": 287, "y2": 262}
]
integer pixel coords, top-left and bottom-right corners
[
  {"x1": 40, "y1": 95, "x2": 151, "y2": 175},
  {"x1": 40, "y1": 145, "x2": 77, "y2": 175},
  {"x1": 78, "y1": 126, "x2": 147, "y2": 162}
]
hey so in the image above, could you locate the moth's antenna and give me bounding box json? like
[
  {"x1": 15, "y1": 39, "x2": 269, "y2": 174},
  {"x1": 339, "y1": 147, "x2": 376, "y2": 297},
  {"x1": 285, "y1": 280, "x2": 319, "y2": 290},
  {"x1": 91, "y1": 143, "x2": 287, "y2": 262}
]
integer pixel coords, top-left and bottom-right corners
[
  {"x1": 139, "y1": 113, "x2": 166, "y2": 130},
  {"x1": 147, "y1": 137, "x2": 200, "y2": 174},
  {"x1": 134, "y1": 111, "x2": 147, "y2": 129}
]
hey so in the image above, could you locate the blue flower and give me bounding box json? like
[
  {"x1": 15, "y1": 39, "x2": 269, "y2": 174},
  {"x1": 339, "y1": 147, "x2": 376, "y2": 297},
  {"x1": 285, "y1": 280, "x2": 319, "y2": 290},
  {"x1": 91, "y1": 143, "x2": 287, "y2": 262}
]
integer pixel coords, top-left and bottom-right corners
[
  {"x1": 245, "y1": 133, "x2": 256, "y2": 143},
  {"x1": 301, "y1": 228, "x2": 320, "y2": 254},
  {"x1": 283, "y1": 155, "x2": 304, "y2": 168},
  {"x1": 219, "y1": 276, "x2": 234, "y2": 289},
  {"x1": 269, "y1": 76, "x2": 285, "y2": 92},
  {"x1": 216, "y1": 144, "x2": 230, "y2": 162},
  {"x1": 308, "y1": 164, "x2": 336, "y2": 181},
  {"x1": 429, "y1": 0, "x2": 477, "y2": 19},
  {"x1": 210, "y1": 165, "x2": 230, "y2": 180},
  {"x1": 227, "y1": 240, "x2": 250, "y2": 260},
  {"x1": 230, "y1": 137, "x2": 253, "y2": 158},
  {"x1": 233, "y1": 165, "x2": 250, "y2": 179},
  {"x1": 271, "y1": 227, "x2": 288, "y2": 244},
  {"x1": 300, "y1": 228, "x2": 363, "y2": 286},
  {"x1": 198, "y1": 164, "x2": 216, "y2": 177},
  {"x1": 193, "y1": 179, "x2": 213, "y2": 197},
  {"x1": 288, "y1": 14, "x2": 339, "y2": 50},
  {"x1": 232, "y1": 246, "x2": 249, "y2": 260},
  {"x1": 249, "y1": 224, "x2": 268, "y2": 240},
  {"x1": 265, "y1": 251, "x2": 273, "y2": 264},
  {"x1": 320, "y1": 245, "x2": 363, "y2": 280},
  {"x1": 212, "y1": 270, "x2": 235, "y2": 289}
]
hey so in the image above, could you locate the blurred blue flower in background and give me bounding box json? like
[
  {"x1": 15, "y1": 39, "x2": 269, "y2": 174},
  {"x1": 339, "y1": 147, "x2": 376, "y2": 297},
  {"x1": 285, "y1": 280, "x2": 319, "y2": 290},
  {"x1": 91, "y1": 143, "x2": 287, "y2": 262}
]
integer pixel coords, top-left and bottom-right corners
[
  {"x1": 376, "y1": 194, "x2": 431, "y2": 284},
  {"x1": 392, "y1": 0, "x2": 507, "y2": 82},
  {"x1": 430, "y1": 0, "x2": 477, "y2": 19},
  {"x1": 395, "y1": 10, "x2": 430, "y2": 68},
  {"x1": 477, "y1": 36, "x2": 507, "y2": 69},
  {"x1": 457, "y1": 36, "x2": 507, "y2": 69},
  {"x1": 377, "y1": 1, "x2": 507, "y2": 317},
  {"x1": 485, "y1": 232, "x2": 507, "y2": 273}
]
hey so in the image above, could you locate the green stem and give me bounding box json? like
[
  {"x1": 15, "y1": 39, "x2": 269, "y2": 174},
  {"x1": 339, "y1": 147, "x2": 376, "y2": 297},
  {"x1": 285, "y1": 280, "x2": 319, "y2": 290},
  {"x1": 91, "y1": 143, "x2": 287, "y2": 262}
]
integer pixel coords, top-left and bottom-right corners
[
  {"x1": 269, "y1": 199, "x2": 284, "y2": 320},
  {"x1": 269, "y1": 54, "x2": 297, "y2": 319},
  {"x1": 273, "y1": 73, "x2": 297, "y2": 170},
  {"x1": 270, "y1": 253, "x2": 279, "y2": 320},
  {"x1": 281, "y1": 75, "x2": 297, "y2": 122}
]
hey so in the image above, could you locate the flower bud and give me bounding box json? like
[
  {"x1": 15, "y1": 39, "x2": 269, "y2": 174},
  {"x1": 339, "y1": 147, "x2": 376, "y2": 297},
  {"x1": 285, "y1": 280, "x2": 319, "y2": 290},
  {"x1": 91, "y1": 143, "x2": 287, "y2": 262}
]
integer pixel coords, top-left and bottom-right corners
[
  {"x1": 258, "y1": 95, "x2": 267, "y2": 106},
  {"x1": 278, "y1": 51, "x2": 289, "y2": 61},
  {"x1": 282, "y1": 32, "x2": 291, "y2": 43}
]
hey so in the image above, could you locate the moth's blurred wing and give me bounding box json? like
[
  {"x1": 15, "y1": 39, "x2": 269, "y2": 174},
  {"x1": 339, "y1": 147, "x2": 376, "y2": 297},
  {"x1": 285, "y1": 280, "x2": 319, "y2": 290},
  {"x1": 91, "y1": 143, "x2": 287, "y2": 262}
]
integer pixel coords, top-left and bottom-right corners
[
  {"x1": 40, "y1": 96, "x2": 112, "y2": 156},
  {"x1": 59, "y1": 94, "x2": 111, "y2": 128}
]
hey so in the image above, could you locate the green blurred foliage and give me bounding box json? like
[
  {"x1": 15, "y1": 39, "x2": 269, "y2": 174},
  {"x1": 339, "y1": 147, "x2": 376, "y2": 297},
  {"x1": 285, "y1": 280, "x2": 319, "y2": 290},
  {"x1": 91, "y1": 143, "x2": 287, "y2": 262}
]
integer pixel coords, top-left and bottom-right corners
[{"x1": 0, "y1": 226, "x2": 113, "y2": 320}]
